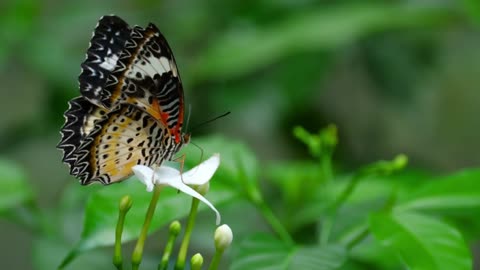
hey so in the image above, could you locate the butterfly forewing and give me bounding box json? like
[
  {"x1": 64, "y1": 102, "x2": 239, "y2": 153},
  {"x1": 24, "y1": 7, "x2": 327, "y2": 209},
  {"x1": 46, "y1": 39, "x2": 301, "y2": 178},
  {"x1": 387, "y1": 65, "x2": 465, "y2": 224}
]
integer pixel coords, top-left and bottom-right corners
[
  {"x1": 79, "y1": 15, "x2": 131, "y2": 107},
  {"x1": 101, "y1": 23, "x2": 185, "y2": 141}
]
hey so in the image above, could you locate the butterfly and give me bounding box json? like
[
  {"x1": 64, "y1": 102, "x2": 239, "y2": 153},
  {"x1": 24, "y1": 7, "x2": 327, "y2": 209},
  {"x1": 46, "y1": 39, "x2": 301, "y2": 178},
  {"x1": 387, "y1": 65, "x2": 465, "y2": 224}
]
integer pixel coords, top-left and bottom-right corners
[{"x1": 58, "y1": 15, "x2": 190, "y2": 185}]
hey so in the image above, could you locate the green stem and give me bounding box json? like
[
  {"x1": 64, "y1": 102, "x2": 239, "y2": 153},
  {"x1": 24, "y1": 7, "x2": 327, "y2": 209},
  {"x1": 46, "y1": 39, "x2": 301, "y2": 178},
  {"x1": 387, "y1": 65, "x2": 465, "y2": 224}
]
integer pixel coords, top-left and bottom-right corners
[
  {"x1": 257, "y1": 199, "x2": 294, "y2": 245},
  {"x1": 113, "y1": 213, "x2": 126, "y2": 269},
  {"x1": 320, "y1": 153, "x2": 333, "y2": 183},
  {"x1": 158, "y1": 234, "x2": 176, "y2": 270},
  {"x1": 132, "y1": 185, "x2": 163, "y2": 270},
  {"x1": 332, "y1": 174, "x2": 361, "y2": 211},
  {"x1": 207, "y1": 250, "x2": 223, "y2": 270},
  {"x1": 113, "y1": 195, "x2": 132, "y2": 270},
  {"x1": 175, "y1": 197, "x2": 200, "y2": 270},
  {"x1": 319, "y1": 216, "x2": 333, "y2": 246},
  {"x1": 158, "y1": 221, "x2": 181, "y2": 270},
  {"x1": 319, "y1": 174, "x2": 361, "y2": 244},
  {"x1": 346, "y1": 227, "x2": 370, "y2": 249}
]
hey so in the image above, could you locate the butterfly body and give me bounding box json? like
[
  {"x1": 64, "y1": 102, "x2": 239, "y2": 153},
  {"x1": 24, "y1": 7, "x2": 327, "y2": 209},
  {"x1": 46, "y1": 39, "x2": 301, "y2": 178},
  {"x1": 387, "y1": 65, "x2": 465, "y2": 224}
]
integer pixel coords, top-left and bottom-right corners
[{"x1": 58, "y1": 15, "x2": 188, "y2": 185}]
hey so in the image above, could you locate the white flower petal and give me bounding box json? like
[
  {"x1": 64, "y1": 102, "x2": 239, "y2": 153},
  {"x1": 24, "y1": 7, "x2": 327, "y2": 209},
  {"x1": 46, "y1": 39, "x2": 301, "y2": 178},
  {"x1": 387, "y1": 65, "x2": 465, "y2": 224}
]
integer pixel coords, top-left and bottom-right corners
[
  {"x1": 162, "y1": 178, "x2": 221, "y2": 225},
  {"x1": 132, "y1": 165, "x2": 155, "y2": 192},
  {"x1": 181, "y1": 154, "x2": 220, "y2": 185},
  {"x1": 155, "y1": 166, "x2": 181, "y2": 179}
]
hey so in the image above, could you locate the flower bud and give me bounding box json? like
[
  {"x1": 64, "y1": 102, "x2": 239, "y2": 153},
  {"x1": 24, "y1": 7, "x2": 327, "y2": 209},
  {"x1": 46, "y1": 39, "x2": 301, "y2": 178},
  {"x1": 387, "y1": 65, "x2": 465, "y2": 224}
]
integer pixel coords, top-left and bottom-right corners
[
  {"x1": 169, "y1": 220, "x2": 181, "y2": 236},
  {"x1": 214, "y1": 224, "x2": 233, "y2": 251},
  {"x1": 190, "y1": 253, "x2": 204, "y2": 270},
  {"x1": 393, "y1": 154, "x2": 408, "y2": 170},
  {"x1": 119, "y1": 195, "x2": 133, "y2": 212}
]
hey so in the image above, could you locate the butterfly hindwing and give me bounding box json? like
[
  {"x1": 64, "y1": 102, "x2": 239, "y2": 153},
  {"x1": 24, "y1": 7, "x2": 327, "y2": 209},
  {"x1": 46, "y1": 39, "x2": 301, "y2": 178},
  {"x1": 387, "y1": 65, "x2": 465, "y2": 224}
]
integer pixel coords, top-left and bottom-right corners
[
  {"x1": 71, "y1": 104, "x2": 180, "y2": 185},
  {"x1": 57, "y1": 96, "x2": 109, "y2": 174}
]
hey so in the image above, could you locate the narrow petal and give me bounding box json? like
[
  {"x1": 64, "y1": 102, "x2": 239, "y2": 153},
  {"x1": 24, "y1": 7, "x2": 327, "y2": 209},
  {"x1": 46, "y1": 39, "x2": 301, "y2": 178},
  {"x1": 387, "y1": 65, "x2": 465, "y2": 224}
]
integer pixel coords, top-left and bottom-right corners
[
  {"x1": 181, "y1": 154, "x2": 221, "y2": 185},
  {"x1": 132, "y1": 165, "x2": 155, "y2": 192},
  {"x1": 160, "y1": 178, "x2": 221, "y2": 225}
]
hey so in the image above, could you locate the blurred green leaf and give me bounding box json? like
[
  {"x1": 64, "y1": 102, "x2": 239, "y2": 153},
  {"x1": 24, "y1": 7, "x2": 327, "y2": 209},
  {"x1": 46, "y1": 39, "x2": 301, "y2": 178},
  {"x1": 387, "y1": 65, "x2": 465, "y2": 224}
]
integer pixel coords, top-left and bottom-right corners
[
  {"x1": 369, "y1": 211, "x2": 471, "y2": 270},
  {"x1": 0, "y1": 0, "x2": 39, "y2": 66},
  {"x1": 32, "y1": 237, "x2": 112, "y2": 270},
  {"x1": 0, "y1": 159, "x2": 33, "y2": 214},
  {"x1": 396, "y1": 169, "x2": 480, "y2": 215},
  {"x1": 267, "y1": 161, "x2": 323, "y2": 206},
  {"x1": 348, "y1": 236, "x2": 399, "y2": 270},
  {"x1": 464, "y1": 0, "x2": 480, "y2": 24},
  {"x1": 231, "y1": 234, "x2": 346, "y2": 270},
  {"x1": 192, "y1": 3, "x2": 456, "y2": 82}
]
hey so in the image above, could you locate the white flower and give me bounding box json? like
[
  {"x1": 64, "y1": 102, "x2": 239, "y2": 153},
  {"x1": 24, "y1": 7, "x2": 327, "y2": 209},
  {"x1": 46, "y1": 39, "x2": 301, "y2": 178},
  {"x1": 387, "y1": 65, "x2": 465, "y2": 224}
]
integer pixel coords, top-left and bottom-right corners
[{"x1": 132, "y1": 154, "x2": 221, "y2": 225}]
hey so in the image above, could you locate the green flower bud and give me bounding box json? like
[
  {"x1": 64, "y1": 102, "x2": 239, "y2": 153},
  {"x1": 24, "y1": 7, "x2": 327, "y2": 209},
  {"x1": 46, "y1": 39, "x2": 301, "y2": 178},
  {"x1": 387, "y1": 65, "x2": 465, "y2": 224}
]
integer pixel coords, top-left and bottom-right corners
[
  {"x1": 119, "y1": 195, "x2": 133, "y2": 212},
  {"x1": 169, "y1": 220, "x2": 181, "y2": 236},
  {"x1": 393, "y1": 154, "x2": 408, "y2": 170},
  {"x1": 191, "y1": 253, "x2": 204, "y2": 270}
]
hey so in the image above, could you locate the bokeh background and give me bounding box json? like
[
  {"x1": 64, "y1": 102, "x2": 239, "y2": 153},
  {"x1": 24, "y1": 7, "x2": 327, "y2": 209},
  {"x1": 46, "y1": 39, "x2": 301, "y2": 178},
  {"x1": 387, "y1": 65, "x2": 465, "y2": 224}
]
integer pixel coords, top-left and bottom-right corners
[{"x1": 1, "y1": 0, "x2": 480, "y2": 269}]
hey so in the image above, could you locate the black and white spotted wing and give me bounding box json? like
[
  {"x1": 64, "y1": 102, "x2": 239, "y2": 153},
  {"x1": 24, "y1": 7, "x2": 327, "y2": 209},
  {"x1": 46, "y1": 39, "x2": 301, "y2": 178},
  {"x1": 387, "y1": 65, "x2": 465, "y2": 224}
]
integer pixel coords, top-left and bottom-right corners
[{"x1": 79, "y1": 15, "x2": 131, "y2": 107}]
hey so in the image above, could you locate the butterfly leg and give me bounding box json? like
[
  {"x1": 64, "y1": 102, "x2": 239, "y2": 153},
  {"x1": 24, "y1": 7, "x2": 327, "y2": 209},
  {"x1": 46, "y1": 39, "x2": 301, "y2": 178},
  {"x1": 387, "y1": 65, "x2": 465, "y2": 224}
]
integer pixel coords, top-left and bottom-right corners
[{"x1": 173, "y1": 154, "x2": 186, "y2": 184}]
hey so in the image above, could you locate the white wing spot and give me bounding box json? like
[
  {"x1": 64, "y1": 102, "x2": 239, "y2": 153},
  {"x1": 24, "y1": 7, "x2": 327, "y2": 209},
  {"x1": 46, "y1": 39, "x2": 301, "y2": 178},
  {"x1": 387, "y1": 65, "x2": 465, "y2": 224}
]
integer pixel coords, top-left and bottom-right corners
[
  {"x1": 99, "y1": 54, "x2": 119, "y2": 71},
  {"x1": 126, "y1": 55, "x2": 171, "y2": 79}
]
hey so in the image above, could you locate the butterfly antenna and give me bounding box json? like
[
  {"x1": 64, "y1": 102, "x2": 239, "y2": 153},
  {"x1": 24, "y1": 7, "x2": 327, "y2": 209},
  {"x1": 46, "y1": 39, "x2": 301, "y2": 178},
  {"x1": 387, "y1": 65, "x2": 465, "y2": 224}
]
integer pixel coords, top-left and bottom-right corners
[{"x1": 190, "y1": 111, "x2": 231, "y2": 132}]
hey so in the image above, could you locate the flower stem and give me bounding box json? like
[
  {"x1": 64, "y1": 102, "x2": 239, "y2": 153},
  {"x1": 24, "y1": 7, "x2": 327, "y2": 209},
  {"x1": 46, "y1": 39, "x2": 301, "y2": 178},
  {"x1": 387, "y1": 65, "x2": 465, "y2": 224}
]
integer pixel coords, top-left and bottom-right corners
[
  {"x1": 257, "y1": 199, "x2": 294, "y2": 245},
  {"x1": 158, "y1": 221, "x2": 181, "y2": 270},
  {"x1": 175, "y1": 197, "x2": 200, "y2": 270},
  {"x1": 132, "y1": 185, "x2": 163, "y2": 270},
  {"x1": 207, "y1": 250, "x2": 223, "y2": 270},
  {"x1": 113, "y1": 196, "x2": 133, "y2": 270}
]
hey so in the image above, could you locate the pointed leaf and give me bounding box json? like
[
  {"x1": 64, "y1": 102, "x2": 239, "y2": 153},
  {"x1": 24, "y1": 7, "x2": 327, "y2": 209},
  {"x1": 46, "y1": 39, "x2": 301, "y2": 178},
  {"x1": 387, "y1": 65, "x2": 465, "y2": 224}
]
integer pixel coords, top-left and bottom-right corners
[
  {"x1": 369, "y1": 211, "x2": 471, "y2": 270},
  {"x1": 397, "y1": 169, "x2": 480, "y2": 216},
  {"x1": 231, "y1": 234, "x2": 346, "y2": 270}
]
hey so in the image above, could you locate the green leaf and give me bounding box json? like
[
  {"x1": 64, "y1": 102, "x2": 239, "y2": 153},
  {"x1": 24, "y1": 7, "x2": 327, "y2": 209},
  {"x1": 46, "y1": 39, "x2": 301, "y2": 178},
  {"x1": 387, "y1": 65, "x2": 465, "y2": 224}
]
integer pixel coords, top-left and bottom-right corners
[
  {"x1": 396, "y1": 169, "x2": 480, "y2": 215},
  {"x1": 231, "y1": 234, "x2": 346, "y2": 270},
  {"x1": 0, "y1": 159, "x2": 33, "y2": 213},
  {"x1": 191, "y1": 3, "x2": 455, "y2": 82},
  {"x1": 369, "y1": 211, "x2": 471, "y2": 270},
  {"x1": 60, "y1": 136, "x2": 252, "y2": 268},
  {"x1": 464, "y1": 0, "x2": 480, "y2": 24},
  {"x1": 267, "y1": 161, "x2": 324, "y2": 207},
  {"x1": 32, "y1": 237, "x2": 112, "y2": 270}
]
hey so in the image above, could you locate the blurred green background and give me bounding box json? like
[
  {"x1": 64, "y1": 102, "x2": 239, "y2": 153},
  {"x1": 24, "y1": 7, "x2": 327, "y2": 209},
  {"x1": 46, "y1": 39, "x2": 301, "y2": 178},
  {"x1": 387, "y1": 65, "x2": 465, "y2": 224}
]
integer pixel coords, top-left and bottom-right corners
[{"x1": 1, "y1": 0, "x2": 480, "y2": 269}]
